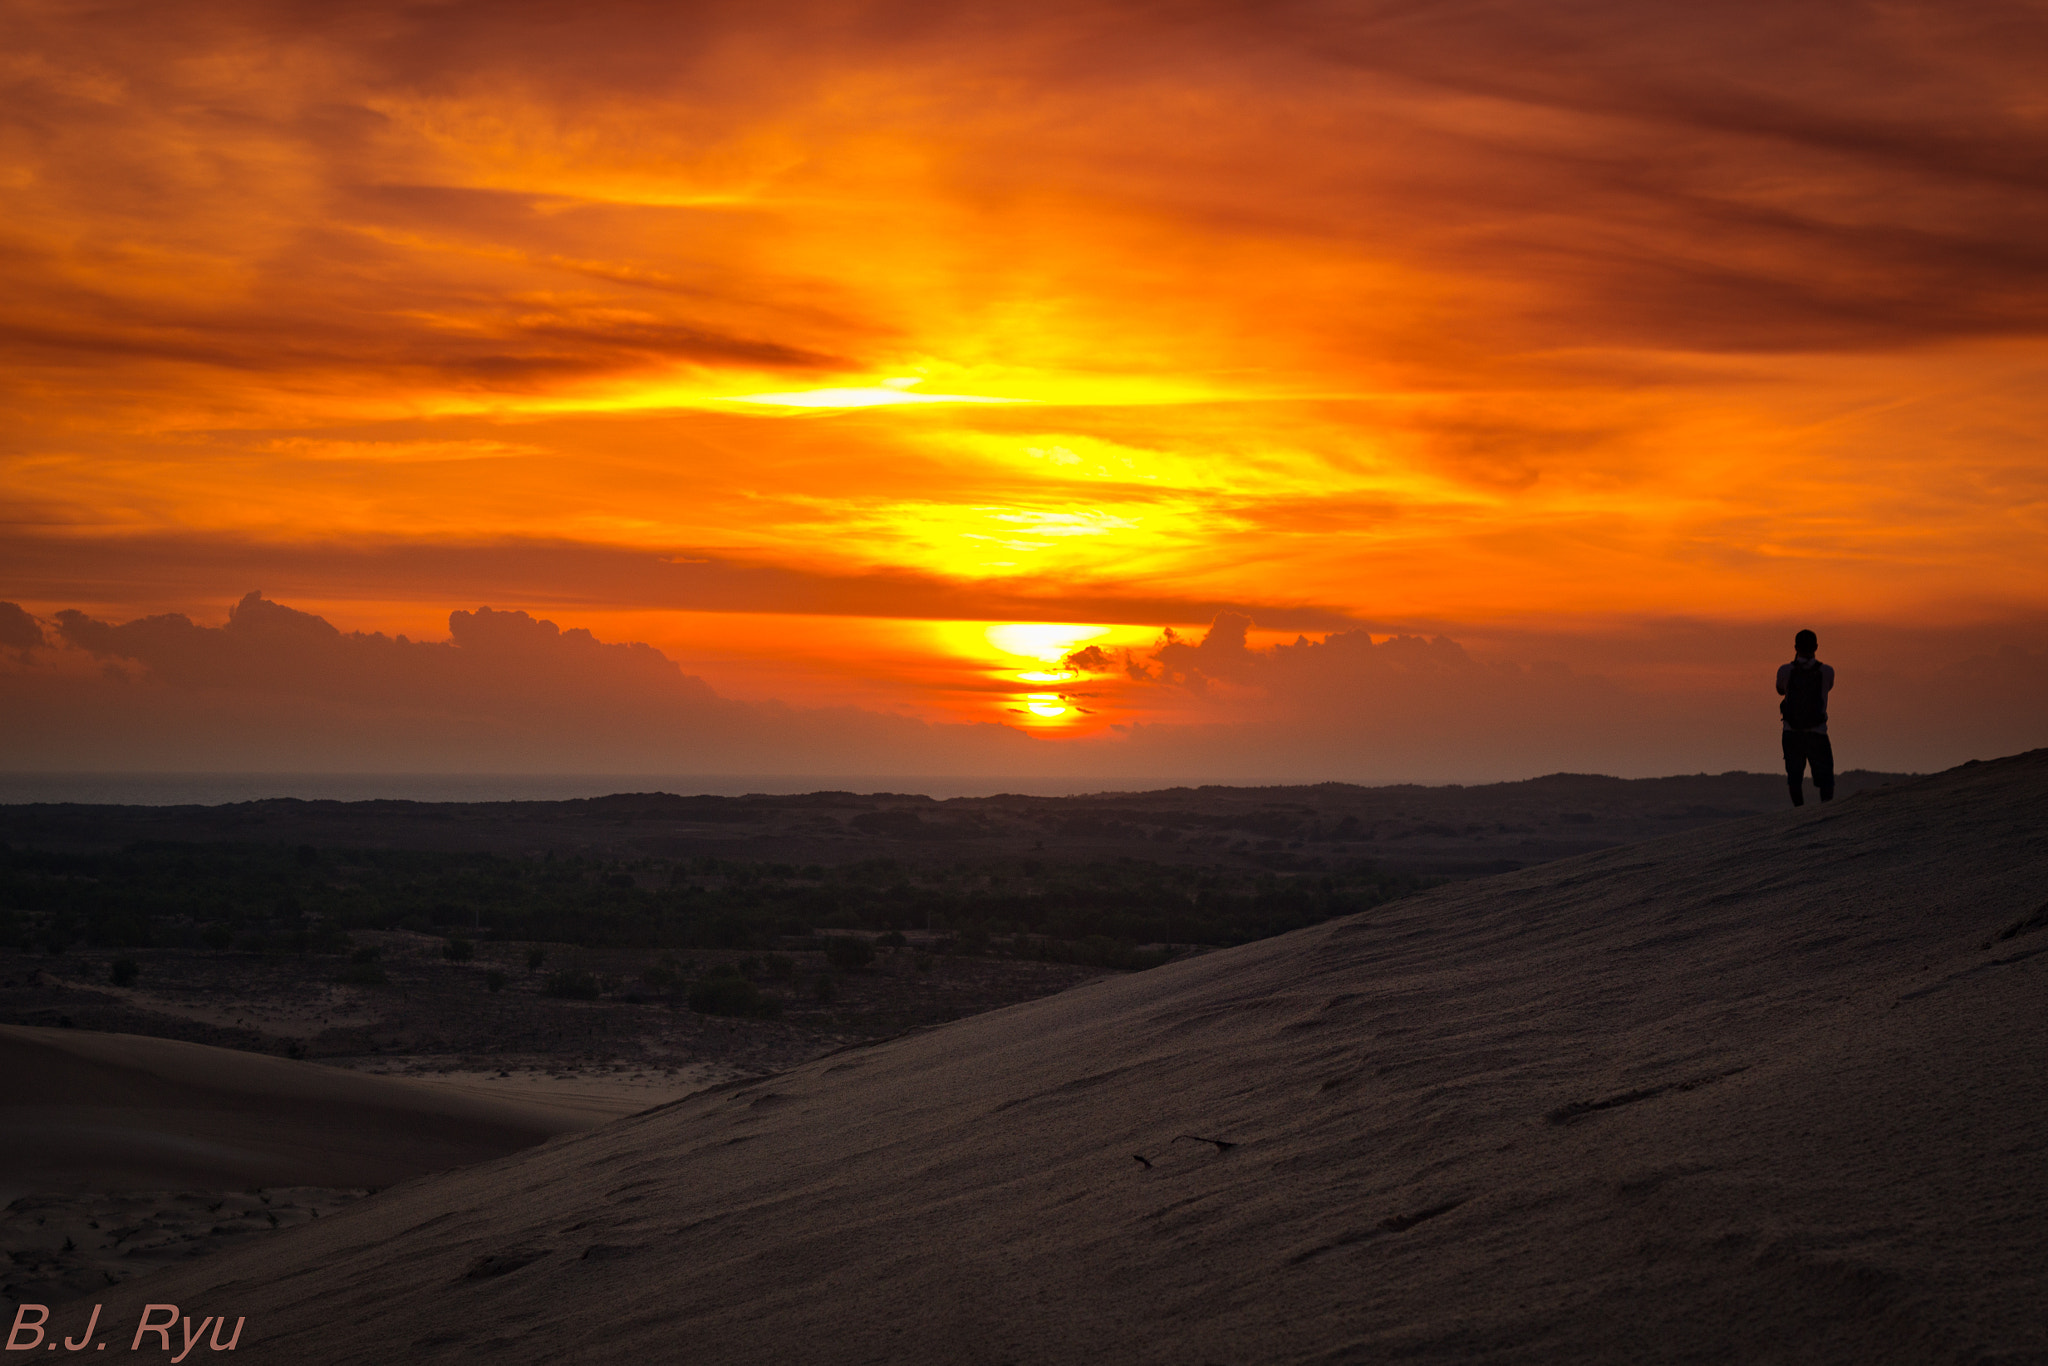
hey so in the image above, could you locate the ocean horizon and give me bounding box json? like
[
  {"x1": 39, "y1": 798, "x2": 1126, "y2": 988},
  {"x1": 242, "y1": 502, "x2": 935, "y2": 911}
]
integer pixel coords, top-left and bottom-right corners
[{"x1": 0, "y1": 772, "x2": 1179, "y2": 807}]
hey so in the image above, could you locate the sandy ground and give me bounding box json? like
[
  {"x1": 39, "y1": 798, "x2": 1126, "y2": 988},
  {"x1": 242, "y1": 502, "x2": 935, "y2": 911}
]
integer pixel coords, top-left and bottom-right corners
[
  {"x1": 2, "y1": 1188, "x2": 372, "y2": 1307},
  {"x1": 21, "y1": 752, "x2": 2048, "y2": 1364},
  {"x1": 0, "y1": 1026, "x2": 630, "y2": 1203},
  {"x1": 331, "y1": 1061, "x2": 747, "y2": 1119},
  {"x1": 0, "y1": 1031, "x2": 736, "y2": 1308}
]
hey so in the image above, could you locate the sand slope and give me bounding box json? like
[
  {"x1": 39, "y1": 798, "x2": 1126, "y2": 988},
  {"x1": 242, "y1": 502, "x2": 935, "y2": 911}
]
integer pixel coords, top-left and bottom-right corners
[
  {"x1": 1, "y1": 1028, "x2": 612, "y2": 1200},
  {"x1": 46, "y1": 753, "x2": 2048, "y2": 1363}
]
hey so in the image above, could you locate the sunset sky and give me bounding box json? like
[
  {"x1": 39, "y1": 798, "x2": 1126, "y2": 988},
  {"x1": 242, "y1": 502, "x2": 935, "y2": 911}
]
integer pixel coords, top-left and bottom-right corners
[{"x1": 4, "y1": 0, "x2": 2044, "y2": 783}]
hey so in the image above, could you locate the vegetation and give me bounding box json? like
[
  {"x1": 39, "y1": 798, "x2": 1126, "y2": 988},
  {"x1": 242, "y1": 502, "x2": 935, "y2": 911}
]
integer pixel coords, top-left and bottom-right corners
[
  {"x1": 688, "y1": 964, "x2": 779, "y2": 1018},
  {"x1": 824, "y1": 935, "x2": 876, "y2": 970},
  {"x1": 544, "y1": 969, "x2": 600, "y2": 1000},
  {"x1": 0, "y1": 842, "x2": 1423, "y2": 973}
]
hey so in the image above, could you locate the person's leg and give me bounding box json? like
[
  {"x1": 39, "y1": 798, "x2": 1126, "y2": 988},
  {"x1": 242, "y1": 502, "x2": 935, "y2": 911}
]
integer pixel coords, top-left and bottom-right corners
[
  {"x1": 1782, "y1": 731, "x2": 1806, "y2": 806},
  {"x1": 1813, "y1": 734, "x2": 1835, "y2": 801}
]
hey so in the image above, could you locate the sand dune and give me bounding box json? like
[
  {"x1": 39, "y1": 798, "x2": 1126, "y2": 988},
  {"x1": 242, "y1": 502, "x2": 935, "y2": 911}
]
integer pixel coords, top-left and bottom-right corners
[
  {"x1": 38, "y1": 752, "x2": 2048, "y2": 1363},
  {"x1": 0, "y1": 1028, "x2": 614, "y2": 1201}
]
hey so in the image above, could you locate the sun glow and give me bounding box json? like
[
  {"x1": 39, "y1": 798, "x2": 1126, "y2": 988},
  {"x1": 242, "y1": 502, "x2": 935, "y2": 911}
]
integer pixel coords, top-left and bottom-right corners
[
  {"x1": 722, "y1": 386, "x2": 1028, "y2": 409},
  {"x1": 1023, "y1": 694, "x2": 1069, "y2": 718},
  {"x1": 975, "y1": 623, "x2": 1107, "y2": 726},
  {"x1": 985, "y1": 623, "x2": 1108, "y2": 663}
]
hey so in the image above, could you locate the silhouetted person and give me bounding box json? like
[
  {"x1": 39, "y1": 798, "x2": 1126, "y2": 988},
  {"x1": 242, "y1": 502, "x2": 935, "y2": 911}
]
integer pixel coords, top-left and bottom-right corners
[{"x1": 1777, "y1": 628, "x2": 1834, "y2": 806}]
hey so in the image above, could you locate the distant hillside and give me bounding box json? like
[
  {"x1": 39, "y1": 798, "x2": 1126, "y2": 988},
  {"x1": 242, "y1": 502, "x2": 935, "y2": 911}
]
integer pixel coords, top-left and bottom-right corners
[{"x1": 0, "y1": 768, "x2": 1915, "y2": 877}]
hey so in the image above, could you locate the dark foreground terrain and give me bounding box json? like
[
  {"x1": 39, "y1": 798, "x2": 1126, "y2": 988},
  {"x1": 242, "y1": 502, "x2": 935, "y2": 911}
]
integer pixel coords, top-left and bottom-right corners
[
  {"x1": 4, "y1": 768, "x2": 1915, "y2": 1316},
  {"x1": 19, "y1": 753, "x2": 2044, "y2": 1364}
]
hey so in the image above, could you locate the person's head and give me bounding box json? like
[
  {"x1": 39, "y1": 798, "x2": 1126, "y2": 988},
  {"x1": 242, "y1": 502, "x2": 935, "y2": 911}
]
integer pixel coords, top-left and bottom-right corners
[{"x1": 1794, "y1": 629, "x2": 1818, "y2": 659}]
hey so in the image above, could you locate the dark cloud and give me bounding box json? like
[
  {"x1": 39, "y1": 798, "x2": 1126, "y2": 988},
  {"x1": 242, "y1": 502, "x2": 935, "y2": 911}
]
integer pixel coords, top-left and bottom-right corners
[
  {"x1": 51, "y1": 591, "x2": 724, "y2": 716},
  {"x1": 5, "y1": 593, "x2": 2043, "y2": 780},
  {"x1": 17, "y1": 591, "x2": 1053, "y2": 772},
  {"x1": 512, "y1": 314, "x2": 839, "y2": 370},
  {"x1": 0, "y1": 266, "x2": 842, "y2": 389},
  {"x1": 1278, "y1": 0, "x2": 2048, "y2": 351},
  {"x1": 0, "y1": 534, "x2": 1365, "y2": 631},
  {"x1": 0, "y1": 602, "x2": 45, "y2": 651},
  {"x1": 1144, "y1": 613, "x2": 1478, "y2": 692},
  {"x1": 986, "y1": 0, "x2": 2048, "y2": 353},
  {"x1": 1104, "y1": 611, "x2": 2048, "y2": 781},
  {"x1": 8, "y1": 0, "x2": 2046, "y2": 401}
]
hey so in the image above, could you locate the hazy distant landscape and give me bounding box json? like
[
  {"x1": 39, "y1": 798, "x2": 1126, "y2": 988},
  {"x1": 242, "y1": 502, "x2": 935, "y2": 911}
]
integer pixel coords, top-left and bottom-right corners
[
  {"x1": 1, "y1": 766, "x2": 1912, "y2": 1053},
  {"x1": 0, "y1": 766, "x2": 1912, "y2": 1045}
]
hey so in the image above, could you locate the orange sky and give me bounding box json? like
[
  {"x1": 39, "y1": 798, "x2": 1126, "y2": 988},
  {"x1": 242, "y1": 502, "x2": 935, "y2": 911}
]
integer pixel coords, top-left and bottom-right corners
[{"x1": 3, "y1": 0, "x2": 2045, "y2": 778}]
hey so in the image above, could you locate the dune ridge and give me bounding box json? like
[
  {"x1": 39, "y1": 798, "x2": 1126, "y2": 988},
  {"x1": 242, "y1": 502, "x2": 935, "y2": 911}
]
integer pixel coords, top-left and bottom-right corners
[
  {"x1": 0, "y1": 1027, "x2": 611, "y2": 1200},
  {"x1": 45, "y1": 752, "x2": 2048, "y2": 1364}
]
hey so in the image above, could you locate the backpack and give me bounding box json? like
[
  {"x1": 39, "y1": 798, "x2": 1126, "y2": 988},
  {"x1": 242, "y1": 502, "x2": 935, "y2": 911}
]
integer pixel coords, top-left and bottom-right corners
[{"x1": 1780, "y1": 661, "x2": 1827, "y2": 729}]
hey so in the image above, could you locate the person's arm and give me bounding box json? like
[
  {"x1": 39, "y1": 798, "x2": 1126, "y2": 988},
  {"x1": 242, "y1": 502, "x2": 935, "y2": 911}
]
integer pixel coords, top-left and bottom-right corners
[{"x1": 1776, "y1": 662, "x2": 1791, "y2": 696}]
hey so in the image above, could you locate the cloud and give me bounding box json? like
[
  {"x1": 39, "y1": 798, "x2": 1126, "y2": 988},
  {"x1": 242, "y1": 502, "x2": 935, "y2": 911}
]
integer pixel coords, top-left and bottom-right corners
[
  {"x1": 50, "y1": 589, "x2": 724, "y2": 720},
  {"x1": 1144, "y1": 613, "x2": 1479, "y2": 694},
  {"x1": 1098, "y1": 610, "x2": 2048, "y2": 781},
  {"x1": 0, "y1": 534, "x2": 1365, "y2": 632},
  {"x1": 9, "y1": 0, "x2": 2047, "y2": 418},
  {"x1": 3, "y1": 0, "x2": 2045, "y2": 764},
  {"x1": 3, "y1": 593, "x2": 2043, "y2": 781},
  {"x1": 16, "y1": 591, "x2": 1056, "y2": 773},
  {"x1": 0, "y1": 601, "x2": 45, "y2": 651}
]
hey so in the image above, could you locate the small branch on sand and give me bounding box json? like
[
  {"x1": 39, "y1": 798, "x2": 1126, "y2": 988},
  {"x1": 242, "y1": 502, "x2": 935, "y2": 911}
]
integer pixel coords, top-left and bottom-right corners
[{"x1": 1175, "y1": 1134, "x2": 1237, "y2": 1152}]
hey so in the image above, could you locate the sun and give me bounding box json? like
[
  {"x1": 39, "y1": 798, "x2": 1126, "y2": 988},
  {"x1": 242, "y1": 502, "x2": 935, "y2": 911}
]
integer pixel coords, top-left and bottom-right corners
[{"x1": 980, "y1": 624, "x2": 1110, "y2": 725}]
